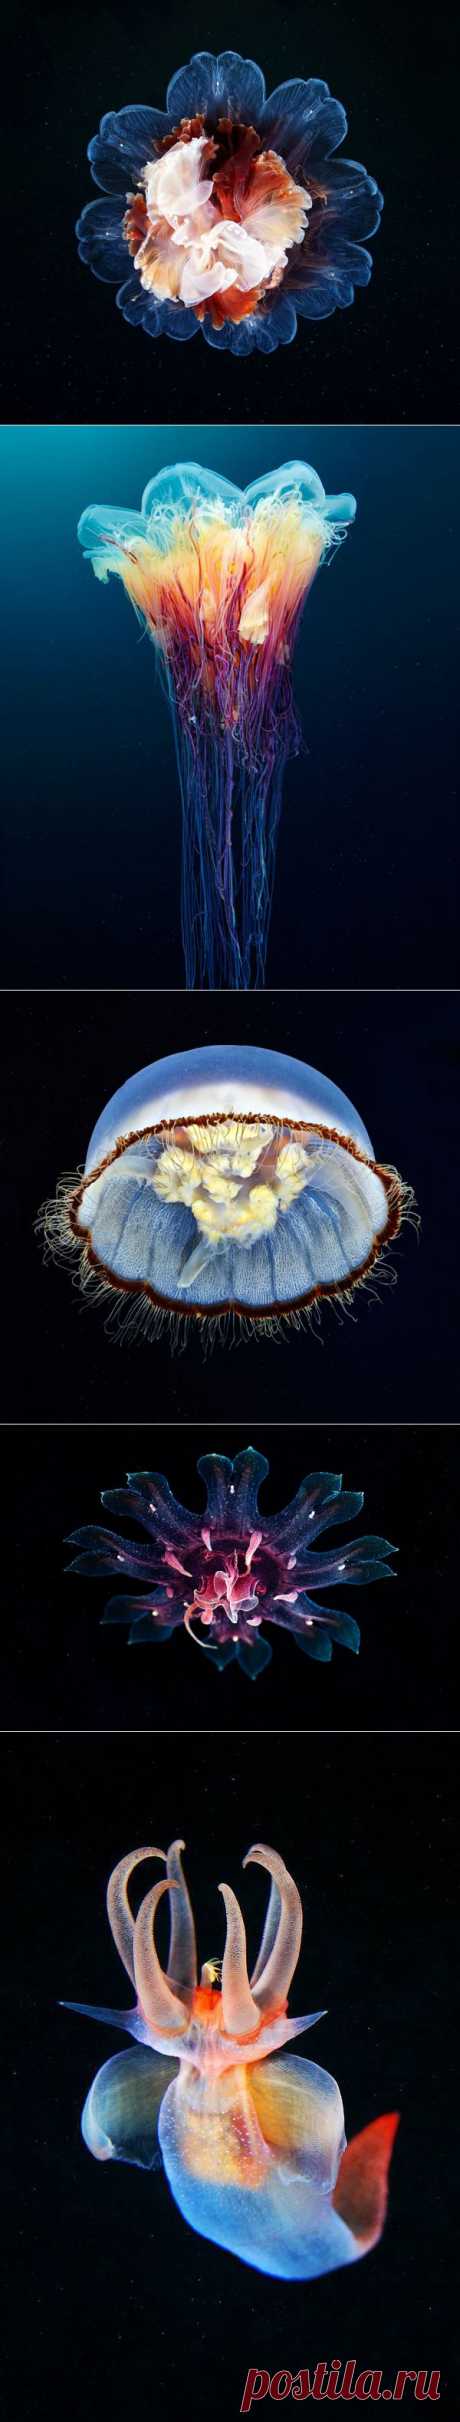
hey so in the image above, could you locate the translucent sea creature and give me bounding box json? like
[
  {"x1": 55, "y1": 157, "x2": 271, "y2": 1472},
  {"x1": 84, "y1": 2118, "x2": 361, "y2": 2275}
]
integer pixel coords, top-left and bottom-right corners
[
  {"x1": 78, "y1": 459, "x2": 356, "y2": 988},
  {"x1": 41, "y1": 1042, "x2": 412, "y2": 1342},
  {"x1": 66, "y1": 1445, "x2": 397, "y2": 1677},
  {"x1": 64, "y1": 1839, "x2": 398, "y2": 2279},
  {"x1": 76, "y1": 50, "x2": 383, "y2": 356}
]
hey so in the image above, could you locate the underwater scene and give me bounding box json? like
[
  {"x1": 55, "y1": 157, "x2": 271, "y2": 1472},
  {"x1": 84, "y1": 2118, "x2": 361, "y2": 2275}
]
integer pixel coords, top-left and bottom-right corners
[
  {"x1": 4, "y1": 1728, "x2": 458, "y2": 2417},
  {"x1": 1, "y1": 423, "x2": 458, "y2": 991},
  {"x1": 3, "y1": 0, "x2": 459, "y2": 2407},
  {"x1": 4, "y1": 1423, "x2": 457, "y2": 1734},
  {"x1": 3, "y1": 987, "x2": 459, "y2": 1425}
]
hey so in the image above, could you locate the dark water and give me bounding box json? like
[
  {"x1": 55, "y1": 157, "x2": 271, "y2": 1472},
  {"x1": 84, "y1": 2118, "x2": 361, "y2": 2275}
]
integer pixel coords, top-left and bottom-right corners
[
  {"x1": 8, "y1": 0, "x2": 458, "y2": 421},
  {"x1": 1, "y1": 423, "x2": 458, "y2": 989},
  {"x1": 4, "y1": 1731, "x2": 458, "y2": 2419},
  {"x1": 3, "y1": 989, "x2": 460, "y2": 1425},
  {"x1": 3, "y1": 1424, "x2": 457, "y2": 1733}
]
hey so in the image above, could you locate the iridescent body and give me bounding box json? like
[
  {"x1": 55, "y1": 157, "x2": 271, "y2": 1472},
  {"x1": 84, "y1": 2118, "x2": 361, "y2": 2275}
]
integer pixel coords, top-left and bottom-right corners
[
  {"x1": 78, "y1": 460, "x2": 356, "y2": 985},
  {"x1": 64, "y1": 1840, "x2": 398, "y2": 2279},
  {"x1": 67, "y1": 1445, "x2": 397, "y2": 1677},
  {"x1": 76, "y1": 51, "x2": 382, "y2": 357},
  {"x1": 42, "y1": 1043, "x2": 410, "y2": 1339}
]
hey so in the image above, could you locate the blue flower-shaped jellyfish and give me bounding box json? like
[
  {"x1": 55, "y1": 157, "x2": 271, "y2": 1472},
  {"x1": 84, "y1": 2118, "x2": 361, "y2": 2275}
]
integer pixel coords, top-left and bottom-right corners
[{"x1": 76, "y1": 50, "x2": 383, "y2": 355}]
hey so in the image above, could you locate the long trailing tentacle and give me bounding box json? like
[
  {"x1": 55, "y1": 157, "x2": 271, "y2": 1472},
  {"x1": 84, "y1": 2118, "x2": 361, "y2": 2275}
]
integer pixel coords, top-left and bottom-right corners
[
  {"x1": 166, "y1": 1839, "x2": 198, "y2": 1991},
  {"x1": 106, "y1": 1846, "x2": 166, "y2": 1985},
  {"x1": 243, "y1": 1844, "x2": 303, "y2": 2012},
  {"x1": 133, "y1": 1880, "x2": 190, "y2": 2036},
  {"x1": 219, "y1": 1881, "x2": 261, "y2": 2038}
]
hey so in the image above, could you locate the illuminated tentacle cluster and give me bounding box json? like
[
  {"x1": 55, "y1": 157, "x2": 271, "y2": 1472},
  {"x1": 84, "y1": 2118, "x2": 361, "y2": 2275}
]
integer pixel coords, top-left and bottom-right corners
[
  {"x1": 78, "y1": 460, "x2": 356, "y2": 986},
  {"x1": 64, "y1": 1839, "x2": 398, "y2": 2279},
  {"x1": 76, "y1": 50, "x2": 383, "y2": 356},
  {"x1": 67, "y1": 1445, "x2": 397, "y2": 1677}
]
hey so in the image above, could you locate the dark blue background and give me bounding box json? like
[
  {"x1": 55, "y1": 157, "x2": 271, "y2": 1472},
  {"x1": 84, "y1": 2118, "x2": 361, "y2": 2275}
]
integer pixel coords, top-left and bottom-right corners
[{"x1": 1, "y1": 424, "x2": 458, "y2": 989}]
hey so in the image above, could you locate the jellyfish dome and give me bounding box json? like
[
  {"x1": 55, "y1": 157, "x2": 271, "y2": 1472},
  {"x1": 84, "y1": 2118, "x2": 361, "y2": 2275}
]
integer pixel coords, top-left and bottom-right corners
[
  {"x1": 44, "y1": 1043, "x2": 410, "y2": 1338},
  {"x1": 76, "y1": 49, "x2": 383, "y2": 359},
  {"x1": 78, "y1": 460, "x2": 356, "y2": 988}
]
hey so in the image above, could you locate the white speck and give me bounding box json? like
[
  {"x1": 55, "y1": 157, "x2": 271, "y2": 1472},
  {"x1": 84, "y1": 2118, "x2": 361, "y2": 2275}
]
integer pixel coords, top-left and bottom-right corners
[{"x1": 116, "y1": 1554, "x2": 125, "y2": 1563}]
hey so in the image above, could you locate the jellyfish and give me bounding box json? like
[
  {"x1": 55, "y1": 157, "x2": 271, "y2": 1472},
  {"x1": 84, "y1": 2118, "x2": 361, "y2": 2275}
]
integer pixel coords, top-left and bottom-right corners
[
  {"x1": 78, "y1": 460, "x2": 356, "y2": 988},
  {"x1": 63, "y1": 1839, "x2": 398, "y2": 2280},
  {"x1": 40, "y1": 1042, "x2": 412, "y2": 1344},
  {"x1": 76, "y1": 50, "x2": 383, "y2": 357},
  {"x1": 66, "y1": 1445, "x2": 397, "y2": 1678}
]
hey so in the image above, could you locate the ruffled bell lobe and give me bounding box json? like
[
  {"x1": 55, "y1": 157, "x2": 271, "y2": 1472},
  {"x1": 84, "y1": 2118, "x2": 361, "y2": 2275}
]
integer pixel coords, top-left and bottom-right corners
[{"x1": 76, "y1": 50, "x2": 383, "y2": 355}]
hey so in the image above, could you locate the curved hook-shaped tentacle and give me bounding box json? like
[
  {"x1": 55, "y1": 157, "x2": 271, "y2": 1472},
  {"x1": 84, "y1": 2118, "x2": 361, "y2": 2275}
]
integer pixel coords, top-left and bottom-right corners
[
  {"x1": 166, "y1": 1839, "x2": 197, "y2": 1993},
  {"x1": 106, "y1": 1846, "x2": 166, "y2": 1986},
  {"x1": 133, "y1": 1880, "x2": 190, "y2": 2037},
  {"x1": 243, "y1": 1844, "x2": 303, "y2": 2014},
  {"x1": 249, "y1": 1874, "x2": 281, "y2": 1989},
  {"x1": 219, "y1": 1882, "x2": 260, "y2": 2039}
]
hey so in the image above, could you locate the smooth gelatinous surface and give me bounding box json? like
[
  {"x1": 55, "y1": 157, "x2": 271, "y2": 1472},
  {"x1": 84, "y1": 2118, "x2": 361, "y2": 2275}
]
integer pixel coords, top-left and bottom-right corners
[
  {"x1": 65, "y1": 1837, "x2": 398, "y2": 2279},
  {"x1": 43, "y1": 1044, "x2": 408, "y2": 1333},
  {"x1": 67, "y1": 1045, "x2": 400, "y2": 1319}
]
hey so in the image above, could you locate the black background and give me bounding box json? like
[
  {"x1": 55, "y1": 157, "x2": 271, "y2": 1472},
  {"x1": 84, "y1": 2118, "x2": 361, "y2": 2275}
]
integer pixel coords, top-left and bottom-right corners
[
  {"x1": 4, "y1": 1423, "x2": 457, "y2": 1733},
  {"x1": 8, "y1": 0, "x2": 458, "y2": 421},
  {"x1": 4, "y1": 987, "x2": 459, "y2": 1423},
  {"x1": 3, "y1": 1731, "x2": 458, "y2": 2416}
]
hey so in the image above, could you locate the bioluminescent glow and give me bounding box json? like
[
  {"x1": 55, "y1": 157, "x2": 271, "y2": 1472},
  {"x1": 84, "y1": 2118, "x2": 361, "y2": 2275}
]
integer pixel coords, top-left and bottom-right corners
[
  {"x1": 64, "y1": 1839, "x2": 398, "y2": 2279},
  {"x1": 40, "y1": 1043, "x2": 412, "y2": 1342},
  {"x1": 67, "y1": 1446, "x2": 397, "y2": 1677},
  {"x1": 78, "y1": 460, "x2": 356, "y2": 988},
  {"x1": 76, "y1": 50, "x2": 383, "y2": 356}
]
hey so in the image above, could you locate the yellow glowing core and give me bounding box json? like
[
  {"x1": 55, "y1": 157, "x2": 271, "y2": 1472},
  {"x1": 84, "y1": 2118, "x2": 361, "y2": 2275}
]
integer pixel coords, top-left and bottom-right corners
[
  {"x1": 151, "y1": 1119, "x2": 312, "y2": 1249},
  {"x1": 95, "y1": 495, "x2": 327, "y2": 663}
]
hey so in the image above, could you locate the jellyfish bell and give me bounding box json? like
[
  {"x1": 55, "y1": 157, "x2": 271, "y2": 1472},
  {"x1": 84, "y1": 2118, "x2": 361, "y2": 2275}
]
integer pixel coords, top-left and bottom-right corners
[
  {"x1": 77, "y1": 460, "x2": 357, "y2": 988},
  {"x1": 43, "y1": 1042, "x2": 411, "y2": 1339},
  {"x1": 77, "y1": 49, "x2": 383, "y2": 362}
]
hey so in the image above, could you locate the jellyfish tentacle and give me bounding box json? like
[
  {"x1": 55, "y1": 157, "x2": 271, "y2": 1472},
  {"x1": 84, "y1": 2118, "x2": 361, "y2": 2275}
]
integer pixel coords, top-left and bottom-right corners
[
  {"x1": 166, "y1": 1840, "x2": 198, "y2": 1991},
  {"x1": 77, "y1": 470, "x2": 356, "y2": 989},
  {"x1": 133, "y1": 1880, "x2": 190, "y2": 2036},
  {"x1": 106, "y1": 1846, "x2": 166, "y2": 1985},
  {"x1": 243, "y1": 1845, "x2": 303, "y2": 2012},
  {"x1": 219, "y1": 1882, "x2": 261, "y2": 2037}
]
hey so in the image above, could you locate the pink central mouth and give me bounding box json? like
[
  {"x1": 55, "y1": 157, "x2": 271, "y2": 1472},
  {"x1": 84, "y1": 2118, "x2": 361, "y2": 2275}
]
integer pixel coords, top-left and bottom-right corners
[{"x1": 189, "y1": 1532, "x2": 264, "y2": 1629}]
